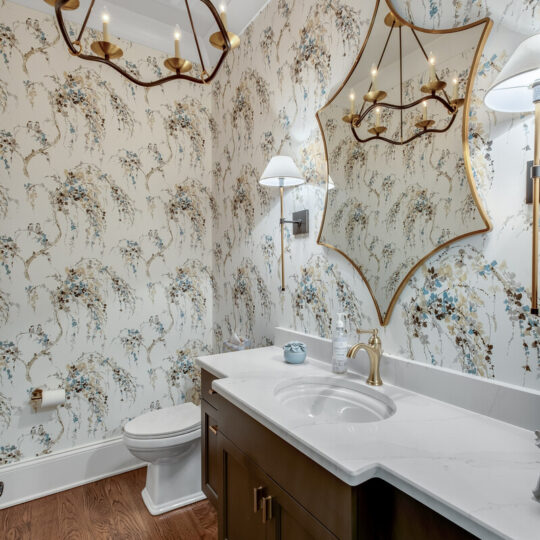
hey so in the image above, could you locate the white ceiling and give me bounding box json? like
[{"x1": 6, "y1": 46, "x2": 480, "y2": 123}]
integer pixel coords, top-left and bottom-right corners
[{"x1": 13, "y1": 0, "x2": 269, "y2": 65}]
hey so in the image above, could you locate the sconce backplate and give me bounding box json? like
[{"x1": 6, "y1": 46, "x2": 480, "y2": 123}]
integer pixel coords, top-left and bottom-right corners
[{"x1": 293, "y1": 210, "x2": 309, "y2": 235}]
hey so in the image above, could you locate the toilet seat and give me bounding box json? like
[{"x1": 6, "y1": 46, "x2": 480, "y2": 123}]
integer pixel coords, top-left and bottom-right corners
[
  {"x1": 124, "y1": 428, "x2": 200, "y2": 451},
  {"x1": 124, "y1": 402, "x2": 201, "y2": 440}
]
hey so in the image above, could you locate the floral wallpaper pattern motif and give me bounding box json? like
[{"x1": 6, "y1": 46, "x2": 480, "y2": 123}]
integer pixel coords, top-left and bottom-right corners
[
  {"x1": 212, "y1": 0, "x2": 540, "y2": 391},
  {"x1": 0, "y1": 1, "x2": 214, "y2": 464}
]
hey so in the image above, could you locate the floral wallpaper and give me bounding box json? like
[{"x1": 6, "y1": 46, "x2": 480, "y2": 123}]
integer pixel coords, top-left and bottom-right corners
[
  {"x1": 0, "y1": 0, "x2": 214, "y2": 465},
  {"x1": 212, "y1": 0, "x2": 540, "y2": 392},
  {"x1": 1, "y1": 0, "x2": 540, "y2": 470}
]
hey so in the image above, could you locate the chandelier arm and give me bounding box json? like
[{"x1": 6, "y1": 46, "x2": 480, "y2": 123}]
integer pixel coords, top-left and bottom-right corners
[
  {"x1": 351, "y1": 111, "x2": 457, "y2": 146},
  {"x1": 376, "y1": 22, "x2": 395, "y2": 74},
  {"x1": 55, "y1": 0, "x2": 82, "y2": 56},
  {"x1": 75, "y1": 0, "x2": 95, "y2": 44},
  {"x1": 409, "y1": 27, "x2": 429, "y2": 62},
  {"x1": 204, "y1": 47, "x2": 230, "y2": 83},
  {"x1": 51, "y1": 0, "x2": 231, "y2": 86},
  {"x1": 358, "y1": 95, "x2": 368, "y2": 120},
  {"x1": 185, "y1": 0, "x2": 208, "y2": 74},
  {"x1": 355, "y1": 93, "x2": 457, "y2": 127},
  {"x1": 83, "y1": 54, "x2": 211, "y2": 85}
]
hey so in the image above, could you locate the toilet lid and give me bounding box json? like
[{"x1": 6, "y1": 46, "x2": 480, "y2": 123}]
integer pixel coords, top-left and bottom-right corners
[{"x1": 124, "y1": 402, "x2": 201, "y2": 439}]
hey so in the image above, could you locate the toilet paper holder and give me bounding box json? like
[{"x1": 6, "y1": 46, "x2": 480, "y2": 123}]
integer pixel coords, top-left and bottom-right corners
[
  {"x1": 31, "y1": 388, "x2": 43, "y2": 410},
  {"x1": 31, "y1": 388, "x2": 66, "y2": 410}
]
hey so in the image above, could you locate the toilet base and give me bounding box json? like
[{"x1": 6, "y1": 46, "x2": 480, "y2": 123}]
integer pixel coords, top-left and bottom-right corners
[
  {"x1": 139, "y1": 437, "x2": 204, "y2": 515},
  {"x1": 141, "y1": 487, "x2": 206, "y2": 516}
]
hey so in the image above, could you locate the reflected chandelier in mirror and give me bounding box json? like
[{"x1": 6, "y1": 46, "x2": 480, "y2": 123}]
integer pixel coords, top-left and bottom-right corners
[{"x1": 317, "y1": 0, "x2": 492, "y2": 325}]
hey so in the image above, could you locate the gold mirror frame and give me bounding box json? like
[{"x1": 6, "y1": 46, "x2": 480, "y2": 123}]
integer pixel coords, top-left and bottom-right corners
[{"x1": 316, "y1": 0, "x2": 493, "y2": 326}]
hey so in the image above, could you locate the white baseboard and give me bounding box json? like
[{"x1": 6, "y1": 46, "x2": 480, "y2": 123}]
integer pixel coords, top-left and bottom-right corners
[{"x1": 0, "y1": 436, "x2": 144, "y2": 509}]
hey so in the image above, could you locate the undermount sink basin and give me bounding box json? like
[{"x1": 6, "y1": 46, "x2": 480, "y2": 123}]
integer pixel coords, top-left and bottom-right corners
[{"x1": 274, "y1": 377, "x2": 396, "y2": 423}]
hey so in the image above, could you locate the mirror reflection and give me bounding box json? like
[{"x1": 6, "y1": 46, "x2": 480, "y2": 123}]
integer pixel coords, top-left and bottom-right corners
[{"x1": 317, "y1": 0, "x2": 491, "y2": 324}]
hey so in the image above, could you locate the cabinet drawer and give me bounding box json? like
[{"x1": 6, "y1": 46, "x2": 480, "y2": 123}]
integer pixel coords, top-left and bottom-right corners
[{"x1": 201, "y1": 369, "x2": 223, "y2": 410}]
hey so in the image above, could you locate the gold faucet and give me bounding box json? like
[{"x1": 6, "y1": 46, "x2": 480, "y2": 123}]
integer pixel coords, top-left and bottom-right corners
[{"x1": 346, "y1": 329, "x2": 383, "y2": 386}]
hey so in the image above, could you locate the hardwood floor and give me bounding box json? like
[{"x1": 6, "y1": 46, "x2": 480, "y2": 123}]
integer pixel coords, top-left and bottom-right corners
[{"x1": 0, "y1": 468, "x2": 217, "y2": 540}]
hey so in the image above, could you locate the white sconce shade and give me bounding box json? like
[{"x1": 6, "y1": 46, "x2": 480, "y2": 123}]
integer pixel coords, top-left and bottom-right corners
[
  {"x1": 484, "y1": 34, "x2": 540, "y2": 113},
  {"x1": 259, "y1": 156, "x2": 305, "y2": 187},
  {"x1": 328, "y1": 176, "x2": 335, "y2": 190}
]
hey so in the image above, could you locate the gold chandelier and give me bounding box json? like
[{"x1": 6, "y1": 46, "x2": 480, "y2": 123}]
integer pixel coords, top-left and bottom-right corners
[
  {"x1": 43, "y1": 0, "x2": 240, "y2": 86},
  {"x1": 343, "y1": 12, "x2": 464, "y2": 145}
]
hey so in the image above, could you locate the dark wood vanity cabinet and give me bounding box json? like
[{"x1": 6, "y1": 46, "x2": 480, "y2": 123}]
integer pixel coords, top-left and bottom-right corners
[{"x1": 200, "y1": 369, "x2": 476, "y2": 540}]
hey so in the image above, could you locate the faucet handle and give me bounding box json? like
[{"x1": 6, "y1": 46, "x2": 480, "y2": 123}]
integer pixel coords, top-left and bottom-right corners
[
  {"x1": 356, "y1": 328, "x2": 378, "y2": 336},
  {"x1": 356, "y1": 328, "x2": 381, "y2": 347}
]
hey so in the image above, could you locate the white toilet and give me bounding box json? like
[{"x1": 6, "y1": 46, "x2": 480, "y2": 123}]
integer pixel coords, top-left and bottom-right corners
[{"x1": 123, "y1": 402, "x2": 205, "y2": 515}]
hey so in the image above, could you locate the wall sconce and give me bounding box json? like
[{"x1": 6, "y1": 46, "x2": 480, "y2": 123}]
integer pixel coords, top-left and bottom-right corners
[
  {"x1": 484, "y1": 34, "x2": 540, "y2": 315},
  {"x1": 259, "y1": 156, "x2": 309, "y2": 291}
]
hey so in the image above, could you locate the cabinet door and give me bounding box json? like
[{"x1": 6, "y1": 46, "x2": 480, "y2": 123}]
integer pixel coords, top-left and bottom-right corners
[
  {"x1": 263, "y1": 475, "x2": 338, "y2": 540},
  {"x1": 218, "y1": 433, "x2": 268, "y2": 540},
  {"x1": 201, "y1": 399, "x2": 220, "y2": 508},
  {"x1": 218, "y1": 433, "x2": 337, "y2": 540}
]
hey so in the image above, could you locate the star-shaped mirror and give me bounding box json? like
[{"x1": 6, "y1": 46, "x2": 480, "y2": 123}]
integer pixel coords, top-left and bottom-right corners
[{"x1": 317, "y1": 0, "x2": 492, "y2": 325}]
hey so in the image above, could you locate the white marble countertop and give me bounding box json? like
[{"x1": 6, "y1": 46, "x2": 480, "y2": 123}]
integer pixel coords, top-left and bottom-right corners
[{"x1": 198, "y1": 346, "x2": 540, "y2": 540}]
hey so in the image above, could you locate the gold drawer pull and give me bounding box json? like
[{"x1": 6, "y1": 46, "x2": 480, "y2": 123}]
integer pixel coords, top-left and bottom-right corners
[
  {"x1": 262, "y1": 495, "x2": 273, "y2": 523},
  {"x1": 209, "y1": 425, "x2": 218, "y2": 435},
  {"x1": 253, "y1": 486, "x2": 263, "y2": 513},
  {"x1": 208, "y1": 388, "x2": 216, "y2": 395}
]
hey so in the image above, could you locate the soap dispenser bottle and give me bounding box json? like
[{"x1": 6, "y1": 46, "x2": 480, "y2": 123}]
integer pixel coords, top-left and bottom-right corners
[{"x1": 332, "y1": 313, "x2": 349, "y2": 374}]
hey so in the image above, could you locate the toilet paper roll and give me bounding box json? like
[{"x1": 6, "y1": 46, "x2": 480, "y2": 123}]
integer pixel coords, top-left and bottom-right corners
[{"x1": 40, "y1": 389, "x2": 66, "y2": 407}]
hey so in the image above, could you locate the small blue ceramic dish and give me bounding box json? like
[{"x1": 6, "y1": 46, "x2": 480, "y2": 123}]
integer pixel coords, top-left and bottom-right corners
[{"x1": 283, "y1": 341, "x2": 307, "y2": 364}]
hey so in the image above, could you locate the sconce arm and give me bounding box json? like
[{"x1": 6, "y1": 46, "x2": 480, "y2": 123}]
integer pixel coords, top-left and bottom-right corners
[{"x1": 280, "y1": 218, "x2": 303, "y2": 225}]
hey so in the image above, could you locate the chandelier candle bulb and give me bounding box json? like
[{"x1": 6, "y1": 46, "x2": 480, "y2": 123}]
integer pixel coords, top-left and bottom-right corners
[
  {"x1": 376, "y1": 107, "x2": 381, "y2": 127},
  {"x1": 349, "y1": 91, "x2": 355, "y2": 115},
  {"x1": 220, "y1": 4, "x2": 228, "y2": 29},
  {"x1": 102, "y1": 8, "x2": 110, "y2": 42},
  {"x1": 428, "y1": 52, "x2": 436, "y2": 83},
  {"x1": 452, "y1": 77, "x2": 459, "y2": 100},
  {"x1": 371, "y1": 64, "x2": 378, "y2": 92},
  {"x1": 174, "y1": 25, "x2": 181, "y2": 58},
  {"x1": 423, "y1": 100, "x2": 428, "y2": 120}
]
